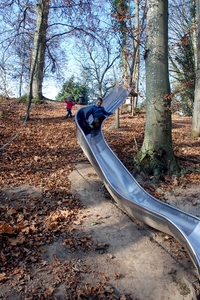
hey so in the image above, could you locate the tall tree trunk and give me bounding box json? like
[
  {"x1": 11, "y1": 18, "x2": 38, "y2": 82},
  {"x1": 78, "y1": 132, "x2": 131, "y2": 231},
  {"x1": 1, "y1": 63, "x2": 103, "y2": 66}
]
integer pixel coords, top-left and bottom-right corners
[
  {"x1": 136, "y1": 0, "x2": 178, "y2": 176},
  {"x1": 115, "y1": 108, "x2": 120, "y2": 128},
  {"x1": 132, "y1": 0, "x2": 140, "y2": 114},
  {"x1": 119, "y1": 5, "x2": 129, "y2": 122},
  {"x1": 192, "y1": 0, "x2": 200, "y2": 136},
  {"x1": 26, "y1": 0, "x2": 49, "y2": 119},
  {"x1": 192, "y1": 0, "x2": 197, "y2": 70},
  {"x1": 31, "y1": 0, "x2": 49, "y2": 100}
]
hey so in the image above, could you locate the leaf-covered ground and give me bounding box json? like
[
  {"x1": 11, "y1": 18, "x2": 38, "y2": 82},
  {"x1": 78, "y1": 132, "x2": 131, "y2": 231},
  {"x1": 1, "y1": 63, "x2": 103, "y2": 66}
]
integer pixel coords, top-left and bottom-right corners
[{"x1": 0, "y1": 99, "x2": 200, "y2": 299}]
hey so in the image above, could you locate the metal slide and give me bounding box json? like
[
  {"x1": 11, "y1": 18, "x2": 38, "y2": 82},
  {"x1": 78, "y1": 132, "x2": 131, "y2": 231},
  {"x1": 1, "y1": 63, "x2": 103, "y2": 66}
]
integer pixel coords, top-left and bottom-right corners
[{"x1": 75, "y1": 85, "x2": 200, "y2": 278}]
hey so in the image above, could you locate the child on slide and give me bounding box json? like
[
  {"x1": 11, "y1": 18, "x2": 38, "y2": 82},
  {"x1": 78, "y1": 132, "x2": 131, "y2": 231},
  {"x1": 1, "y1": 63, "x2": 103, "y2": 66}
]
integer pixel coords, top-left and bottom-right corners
[{"x1": 85, "y1": 97, "x2": 112, "y2": 130}]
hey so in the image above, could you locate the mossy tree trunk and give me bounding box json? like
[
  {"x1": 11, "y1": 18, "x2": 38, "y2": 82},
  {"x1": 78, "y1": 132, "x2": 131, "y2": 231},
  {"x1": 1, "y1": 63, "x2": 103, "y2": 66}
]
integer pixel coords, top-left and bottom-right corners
[{"x1": 136, "y1": 0, "x2": 179, "y2": 176}]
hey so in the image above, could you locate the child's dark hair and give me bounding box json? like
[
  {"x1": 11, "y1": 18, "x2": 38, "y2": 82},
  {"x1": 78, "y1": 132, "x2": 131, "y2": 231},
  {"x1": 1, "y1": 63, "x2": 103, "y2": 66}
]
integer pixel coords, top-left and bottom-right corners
[{"x1": 98, "y1": 97, "x2": 103, "y2": 102}]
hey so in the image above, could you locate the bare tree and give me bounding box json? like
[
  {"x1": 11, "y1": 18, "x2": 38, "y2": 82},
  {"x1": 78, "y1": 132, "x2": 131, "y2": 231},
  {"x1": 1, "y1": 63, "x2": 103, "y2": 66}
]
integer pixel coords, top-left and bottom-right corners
[
  {"x1": 192, "y1": 0, "x2": 200, "y2": 136},
  {"x1": 74, "y1": 32, "x2": 119, "y2": 99},
  {"x1": 0, "y1": 0, "x2": 95, "y2": 102},
  {"x1": 168, "y1": 0, "x2": 195, "y2": 116},
  {"x1": 111, "y1": 0, "x2": 145, "y2": 88}
]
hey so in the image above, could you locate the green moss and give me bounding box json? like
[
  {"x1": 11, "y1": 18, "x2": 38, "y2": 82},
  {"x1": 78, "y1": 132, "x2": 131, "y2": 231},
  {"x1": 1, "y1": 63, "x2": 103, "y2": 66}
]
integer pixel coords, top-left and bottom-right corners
[{"x1": 17, "y1": 94, "x2": 28, "y2": 104}]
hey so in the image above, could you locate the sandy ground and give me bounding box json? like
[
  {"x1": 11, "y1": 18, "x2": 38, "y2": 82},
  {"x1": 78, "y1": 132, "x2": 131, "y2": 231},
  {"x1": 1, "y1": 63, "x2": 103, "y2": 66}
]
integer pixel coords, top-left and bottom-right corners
[{"x1": 68, "y1": 161, "x2": 200, "y2": 300}]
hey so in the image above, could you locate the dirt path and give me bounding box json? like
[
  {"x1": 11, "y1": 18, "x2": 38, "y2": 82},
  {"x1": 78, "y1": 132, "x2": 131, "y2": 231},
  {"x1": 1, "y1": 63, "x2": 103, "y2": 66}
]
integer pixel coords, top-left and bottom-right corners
[
  {"x1": 0, "y1": 164, "x2": 199, "y2": 299},
  {"x1": 68, "y1": 161, "x2": 200, "y2": 300}
]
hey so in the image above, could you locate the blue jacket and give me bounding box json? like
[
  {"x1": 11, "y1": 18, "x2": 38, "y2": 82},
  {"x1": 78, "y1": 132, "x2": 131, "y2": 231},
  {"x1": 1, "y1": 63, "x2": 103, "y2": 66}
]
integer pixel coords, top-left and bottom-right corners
[{"x1": 86, "y1": 105, "x2": 112, "y2": 120}]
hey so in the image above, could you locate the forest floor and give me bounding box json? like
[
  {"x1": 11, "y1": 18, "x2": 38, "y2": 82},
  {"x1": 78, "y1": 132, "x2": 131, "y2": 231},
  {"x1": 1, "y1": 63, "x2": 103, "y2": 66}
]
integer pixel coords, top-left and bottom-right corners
[{"x1": 0, "y1": 98, "x2": 200, "y2": 300}]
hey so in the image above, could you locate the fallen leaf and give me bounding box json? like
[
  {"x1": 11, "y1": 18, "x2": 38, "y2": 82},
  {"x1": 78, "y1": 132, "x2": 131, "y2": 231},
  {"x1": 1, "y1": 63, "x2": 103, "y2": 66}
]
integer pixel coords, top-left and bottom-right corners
[
  {"x1": 99, "y1": 272, "x2": 109, "y2": 281},
  {"x1": 0, "y1": 222, "x2": 15, "y2": 234},
  {"x1": 0, "y1": 273, "x2": 7, "y2": 282}
]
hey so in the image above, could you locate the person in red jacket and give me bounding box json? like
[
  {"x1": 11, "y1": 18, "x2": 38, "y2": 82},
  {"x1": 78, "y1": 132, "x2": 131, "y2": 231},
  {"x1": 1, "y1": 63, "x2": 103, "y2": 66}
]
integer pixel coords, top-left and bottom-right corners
[{"x1": 65, "y1": 96, "x2": 76, "y2": 118}]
